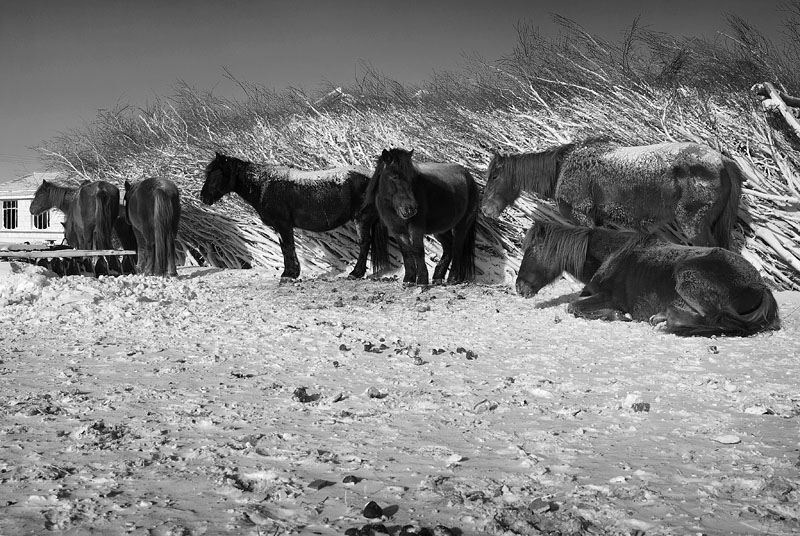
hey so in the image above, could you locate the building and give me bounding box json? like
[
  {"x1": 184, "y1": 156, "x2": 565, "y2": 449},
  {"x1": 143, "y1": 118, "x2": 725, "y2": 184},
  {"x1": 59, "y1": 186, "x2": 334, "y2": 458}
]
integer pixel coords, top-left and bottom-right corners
[{"x1": 0, "y1": 173, "x2": 67, "y2": 245}]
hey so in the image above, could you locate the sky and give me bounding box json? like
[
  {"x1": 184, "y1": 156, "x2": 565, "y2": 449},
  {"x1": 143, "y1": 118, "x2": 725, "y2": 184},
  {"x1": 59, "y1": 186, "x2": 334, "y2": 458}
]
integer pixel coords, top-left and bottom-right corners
[{"x1": 0, "y1": 0, "x2": 790, "y2": 182}]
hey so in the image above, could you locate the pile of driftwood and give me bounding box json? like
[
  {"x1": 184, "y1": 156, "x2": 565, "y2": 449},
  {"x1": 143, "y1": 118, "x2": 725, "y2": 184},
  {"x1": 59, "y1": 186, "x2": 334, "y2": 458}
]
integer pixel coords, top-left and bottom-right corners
[{"x1": 752, "y1": 82, "x2": 800, "y2": 141}]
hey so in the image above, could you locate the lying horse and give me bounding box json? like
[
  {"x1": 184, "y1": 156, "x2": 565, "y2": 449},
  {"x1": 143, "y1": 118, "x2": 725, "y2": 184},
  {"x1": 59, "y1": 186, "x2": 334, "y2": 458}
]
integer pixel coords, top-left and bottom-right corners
[
  {"x1": 30, "y1": 179, "x2": 119, "y2": 249},
  {"x1": 124, "y1": 177, "x2": 181, "y2": 276},
  {"x1": 516, "y1": 221, "x2": 780, "y2": 336},
  {"x1": 365, "y1": 148, "x2": 478, "y2": 285},
  {"x1": 482, "y1": 139, "x2": 744, "y2": 249},
  {"x1": 199, "y1": 152, "x2": 389, "y2": 279}
]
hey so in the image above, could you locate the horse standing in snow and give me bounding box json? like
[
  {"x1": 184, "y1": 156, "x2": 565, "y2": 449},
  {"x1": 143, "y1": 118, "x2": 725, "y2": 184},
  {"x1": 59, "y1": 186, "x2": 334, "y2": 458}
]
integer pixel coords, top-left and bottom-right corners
[
  {"x1": 124, "y1": 177, "x2": 181, "y2": 277},
  {"x1": 199, "y1": 152, "x2": 389, "y2": 279},
  {"x1": 481, "y1": 139, "x2": 744, "y2": 249},
  {"x1": 365, "y1": 148, "x2": 479, "y2": 285},
  {"x1": 30, "y1": 179, "x2": 120, "y2": 250}
]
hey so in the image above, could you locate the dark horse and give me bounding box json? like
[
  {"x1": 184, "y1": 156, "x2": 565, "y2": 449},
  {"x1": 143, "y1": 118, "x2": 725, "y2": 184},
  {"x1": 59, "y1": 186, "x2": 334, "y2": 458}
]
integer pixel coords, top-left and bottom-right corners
[
  {"x1": 365, "y1": 148, "x2": 479, "y2": 285},
  {"x1": 199, "y1": 152, "x2": 389, "y2": 279},
  {"x1": 516, "y1": 221, "x2": 780, "y2": 336},
  {"x1": 124, "y1": 177, "x2": 181, "y2": 276},
  {"x1": 482, "y1": 140, "x2": 744, "y2": 249},
  {"x1": 30, "y1": 179, "x2": 119, "y2": 249}
]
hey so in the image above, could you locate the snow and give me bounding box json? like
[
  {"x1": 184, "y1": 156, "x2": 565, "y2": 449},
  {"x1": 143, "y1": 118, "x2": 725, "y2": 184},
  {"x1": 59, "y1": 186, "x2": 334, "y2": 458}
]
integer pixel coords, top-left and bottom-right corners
[{"x1": 0, "y1": 261, "x2": 799, "y2": 535}]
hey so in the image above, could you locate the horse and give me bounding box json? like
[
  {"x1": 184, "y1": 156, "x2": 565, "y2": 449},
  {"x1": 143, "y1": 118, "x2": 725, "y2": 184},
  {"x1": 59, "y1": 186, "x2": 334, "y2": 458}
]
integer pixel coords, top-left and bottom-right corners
[
  {"x1": 515, "y1": 221, "x2": 780, "y2": 336},
  {"x1": 481, "y1": 139, "x2": 744, "y2": 249},
  {"x1": 199, "y1": 152, "x2": 389, "y2": 279},
  {"x1": 124, "y1": 177, "x2": 181, "y2": 276},
  {"x1": 365, "y1": 148, "x2": 479, "y2": 285},
  {"x1": 30, "y1": 179, "x2": 120, "y2": 250}
]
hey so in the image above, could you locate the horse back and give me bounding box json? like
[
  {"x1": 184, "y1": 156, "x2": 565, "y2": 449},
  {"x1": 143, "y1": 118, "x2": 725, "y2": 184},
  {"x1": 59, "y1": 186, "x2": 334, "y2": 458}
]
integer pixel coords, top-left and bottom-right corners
[
  {"x1": 411, "y1": 163, "x2": 475, "y2": 232},
  {"x1": 675, "y1": 247, "x2": 769, "y2": 308},
  {"x1": 256, "y1": 167, "x2": 367, "y2": 231},
  {"x1": 558, "y1": 142, "x2": 726, "y2": 227},
  {"x1": 587, "y1": 241, "x2": 678, "y2": 318}
]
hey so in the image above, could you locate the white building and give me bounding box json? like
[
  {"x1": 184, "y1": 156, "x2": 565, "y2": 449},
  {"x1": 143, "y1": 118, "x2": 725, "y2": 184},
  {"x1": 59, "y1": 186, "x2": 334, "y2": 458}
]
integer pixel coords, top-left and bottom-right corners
[{"x1": 0, "y1": 173, "x2": 67, "y2": 245}]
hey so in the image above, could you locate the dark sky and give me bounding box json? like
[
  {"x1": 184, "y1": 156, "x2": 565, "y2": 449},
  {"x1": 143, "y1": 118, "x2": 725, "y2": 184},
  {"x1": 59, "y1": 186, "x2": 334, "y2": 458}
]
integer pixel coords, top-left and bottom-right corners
[{"x1": 0, "y1": 0, "x2": 789, "y2": 180}]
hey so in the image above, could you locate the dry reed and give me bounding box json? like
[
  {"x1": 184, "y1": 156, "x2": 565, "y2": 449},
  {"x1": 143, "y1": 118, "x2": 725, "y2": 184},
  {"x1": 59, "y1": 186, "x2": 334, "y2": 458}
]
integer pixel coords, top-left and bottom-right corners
[{"x1": 37, "y1": 14, "x2": 800, "y2": 289}]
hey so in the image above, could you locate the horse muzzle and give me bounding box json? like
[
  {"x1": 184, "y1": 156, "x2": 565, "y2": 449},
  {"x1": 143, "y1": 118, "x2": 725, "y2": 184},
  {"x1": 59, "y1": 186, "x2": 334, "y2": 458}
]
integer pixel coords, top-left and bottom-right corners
[
  {"x1": 515, "y1": 278, "x2": 538, "y2": 298},
  {"x1": 397, "y1": 205, "x2": 418, "y2": 220},
  {"x1": 481, "y1": 201, "x2": 502, "y2": 219},
  {"x1": 199, "y1": 192, "x2": 217, "y2": 205}
]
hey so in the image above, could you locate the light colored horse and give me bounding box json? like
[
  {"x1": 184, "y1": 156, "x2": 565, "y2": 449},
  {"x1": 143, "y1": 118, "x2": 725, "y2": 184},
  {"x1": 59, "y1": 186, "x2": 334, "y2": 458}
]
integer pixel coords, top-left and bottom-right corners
[{"x1": 481, "y1": 139, "x2": 744, "y2": 249}]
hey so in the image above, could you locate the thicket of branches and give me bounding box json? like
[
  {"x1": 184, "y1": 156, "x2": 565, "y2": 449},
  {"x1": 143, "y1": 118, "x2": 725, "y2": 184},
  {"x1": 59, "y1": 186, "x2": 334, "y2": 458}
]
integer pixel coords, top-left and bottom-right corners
[{"x1": 38, "y1": 11, "x2": 800, "y2": 288}]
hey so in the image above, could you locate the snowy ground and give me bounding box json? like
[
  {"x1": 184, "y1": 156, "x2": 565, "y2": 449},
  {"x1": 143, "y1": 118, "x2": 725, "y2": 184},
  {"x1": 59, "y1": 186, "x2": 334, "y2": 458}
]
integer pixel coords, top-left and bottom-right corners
[{"x1": 0, "y1": 260, "x2": 798, "y2": 535}]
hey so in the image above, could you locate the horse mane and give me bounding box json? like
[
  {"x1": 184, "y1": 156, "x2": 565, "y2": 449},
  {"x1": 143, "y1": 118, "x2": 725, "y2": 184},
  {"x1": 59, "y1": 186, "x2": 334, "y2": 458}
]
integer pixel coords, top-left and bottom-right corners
[
  {"x1": 363, "y1": 148, "x2": 416, "y2": 211},
  {"x1": 493, "y1": 143, "x2": 575, "y2": 199},
  {"x1": 37, "y1": 181, "x2": 79, "y2": 211},
  {"x1": 362, "y1": 156, "x2": 384, "y2": 211},
  {"x1": 386, "y1": 148, "x2": 417, "y2": 177},
  {"x1": 523, "y1": 221, "x2": 590, "y2": 279}
]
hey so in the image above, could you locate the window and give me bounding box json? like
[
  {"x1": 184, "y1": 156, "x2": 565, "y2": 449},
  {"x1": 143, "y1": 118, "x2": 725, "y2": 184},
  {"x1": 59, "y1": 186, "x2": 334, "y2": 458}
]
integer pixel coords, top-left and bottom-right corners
[
  {"x1": 2, "y1": 200, "x2": 18, "y2": 230},
  {"x1": 33, "y1": 211, "x2": 50, "y2": 229}
]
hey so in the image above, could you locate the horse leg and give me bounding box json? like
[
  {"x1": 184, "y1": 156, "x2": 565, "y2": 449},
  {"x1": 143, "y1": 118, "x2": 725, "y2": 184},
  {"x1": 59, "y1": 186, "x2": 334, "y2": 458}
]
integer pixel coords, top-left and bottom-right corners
[
  {"x1": 132, "y1": 227, "x2": 147, "y2": 274},
  {"x1": 78, "y1": 222, "x2": 93, "y2": 250},
  {"x1": 274, "y1": 223, "x2": 301, "y2": 278},
  {"x1": 556, "y1": 199, "x2": 583, "y2": 225},
  {"x1": 410, "y1": 229, "x2": 429, "y2": 285},
  {"x1": 568, "y1": 292, "x2": 631, "y2": 322},
  {"x1": 348, "y1": 215, "x2": 372, "y2": 279},
  {"x1": 144, "y1": 234, "x2": 157, "y2": 276},
  {"x1": 165, "y1": 231, "x2": 178, "y2": 277},
  {"x1": 394, "y1": 233, "x2": 418, "y2": 284},
  {"x1": 432, "y1": 232, "x2": 453, "y2": 283}
]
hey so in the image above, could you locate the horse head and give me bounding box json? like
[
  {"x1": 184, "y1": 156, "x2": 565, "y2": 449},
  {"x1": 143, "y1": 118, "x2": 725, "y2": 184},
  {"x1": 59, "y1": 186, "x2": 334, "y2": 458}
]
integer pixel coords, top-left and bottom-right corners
[
  {"x1": 379, "y1": 148, "x2": 418, "y2": 220},
  {"x1": 481, "y1": 153, "x2": 518, "y2": 219},
  {"x1": 29, "y1": 180, "x2": 51, "y2": 215},
  {"x1": 516, "y1": 224, "x2": 562, "y2": 297},
  {"x1": 200, "y1": 152, "x2": 235, "y2": 205},
  {"x1": 516, "y1": 222, "x2": 592, "y2": 298}
]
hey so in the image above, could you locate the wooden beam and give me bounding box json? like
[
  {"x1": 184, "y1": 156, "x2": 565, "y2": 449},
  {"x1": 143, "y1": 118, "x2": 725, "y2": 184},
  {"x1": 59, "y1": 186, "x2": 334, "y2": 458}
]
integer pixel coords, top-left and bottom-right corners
[{"x1": 0, "y1": 249, "x2": 136, "y2": 259}]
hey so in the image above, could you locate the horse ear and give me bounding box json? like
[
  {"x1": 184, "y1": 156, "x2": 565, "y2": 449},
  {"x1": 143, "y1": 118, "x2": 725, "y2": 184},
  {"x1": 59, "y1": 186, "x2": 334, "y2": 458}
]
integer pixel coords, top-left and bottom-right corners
[
  {"x1": 215, "y1": 151, "x2": 223, "y2": 159},
  {"x1": 124, "y1": 180, "x2": 131, "y2": 189},
  {"x1": 409, "y1": 149, "x2": 414, "y2": 158}
]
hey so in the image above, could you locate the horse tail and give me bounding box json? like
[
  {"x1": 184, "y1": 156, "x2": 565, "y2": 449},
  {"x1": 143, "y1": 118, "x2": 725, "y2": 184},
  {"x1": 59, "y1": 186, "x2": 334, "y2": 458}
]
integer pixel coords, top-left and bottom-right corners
[
  {"x1": 94, "y1": 188, "x2": 118, "y2": 249},
  {"x1": 712, "y1": 158, "x2": 744, "y2": 250},
  {"x1": 667, "y1": 288, "x2": 780, "y2": 337},
  {"x1": 369, "y1": 217, "x2": 390, "y2": 275},
  {"x1": 459, "y1": 215, "x2": 477, "y2": 281},
  {"x1": 153, "y1": 189, "x2": 175, "y2": 275},
  {"x1": 452, "y1": 179, "x2": 479, "y2": 282}
]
